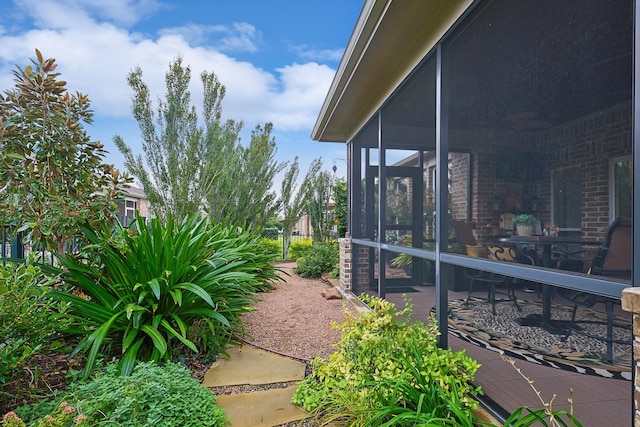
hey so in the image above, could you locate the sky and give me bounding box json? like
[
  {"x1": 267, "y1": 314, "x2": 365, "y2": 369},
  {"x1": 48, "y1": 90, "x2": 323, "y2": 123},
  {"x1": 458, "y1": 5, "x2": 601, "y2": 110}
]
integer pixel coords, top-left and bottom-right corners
[{"x1": 0, "y1": 0, "x2": 364, "y2": 187}]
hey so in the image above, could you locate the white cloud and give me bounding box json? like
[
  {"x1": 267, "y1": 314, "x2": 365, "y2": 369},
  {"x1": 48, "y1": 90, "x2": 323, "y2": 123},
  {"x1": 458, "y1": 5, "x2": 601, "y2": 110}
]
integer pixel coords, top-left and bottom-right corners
[
  {"x1": 264, "y1": 62, "x2": 335, "y2": 131},
  {"x1": 290, "y1": 43, "x2": 344, "y2": 62},
  {"x1": 13, "y1": 0, "x2": 164, "y2": 28},
  {"x1": 159, "y1": 22, "x2": 261, "y2": 53},
  {"x1": 0, "y1": 0, "x2": 339, "y2": 154}
]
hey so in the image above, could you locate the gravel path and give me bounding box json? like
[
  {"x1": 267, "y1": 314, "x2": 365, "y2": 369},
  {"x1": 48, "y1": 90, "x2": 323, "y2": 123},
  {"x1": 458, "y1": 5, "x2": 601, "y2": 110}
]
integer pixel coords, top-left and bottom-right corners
[
  {"x1": 241, "y1": 262, "x2": 346, "y2": 361},
  {"x1": 208, "y1": 261, "x2": 350, "y2": 427}
]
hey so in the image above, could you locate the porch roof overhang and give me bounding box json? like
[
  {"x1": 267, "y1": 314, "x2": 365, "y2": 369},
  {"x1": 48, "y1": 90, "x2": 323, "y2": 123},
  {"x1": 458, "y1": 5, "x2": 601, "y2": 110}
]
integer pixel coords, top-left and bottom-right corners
[{"x1": 311, "y1": 0, "x2": 473, "y2": 143}]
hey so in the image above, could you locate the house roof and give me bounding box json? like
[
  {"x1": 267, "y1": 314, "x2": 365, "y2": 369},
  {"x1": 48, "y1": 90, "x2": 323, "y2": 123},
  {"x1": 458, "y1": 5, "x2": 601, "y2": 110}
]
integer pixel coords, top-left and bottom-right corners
[
  {"x1": 311, "y1": 0, "x2": 473, "y2": 143},
  {"x1": 122, "y1": 185, "x2": 146, "y2": 199}
]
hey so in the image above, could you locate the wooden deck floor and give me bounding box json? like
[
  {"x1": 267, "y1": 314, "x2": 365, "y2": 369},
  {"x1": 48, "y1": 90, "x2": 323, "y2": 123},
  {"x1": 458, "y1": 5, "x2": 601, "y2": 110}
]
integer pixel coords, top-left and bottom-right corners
[{"x1": 383, "y1": 287, "x2": 633, "y2": 427}]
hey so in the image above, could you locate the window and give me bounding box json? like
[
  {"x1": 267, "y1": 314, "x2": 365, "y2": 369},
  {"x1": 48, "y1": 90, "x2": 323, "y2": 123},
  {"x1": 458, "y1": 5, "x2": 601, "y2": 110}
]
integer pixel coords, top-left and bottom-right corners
[
  {"x1": 125, "y1": 199, "x2": 137, "y2": 218},
  {"x1": 551, "y1": 167, "x2": 581, "y2": 232},
  {"x1": 610, "y1": 156, "x2": 632, "y2": 220}
]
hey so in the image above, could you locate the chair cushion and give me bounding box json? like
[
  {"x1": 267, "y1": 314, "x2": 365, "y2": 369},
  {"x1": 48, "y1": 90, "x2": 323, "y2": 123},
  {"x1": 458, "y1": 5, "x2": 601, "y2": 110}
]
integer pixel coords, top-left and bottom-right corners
[
  {"x1": 466, "y1": 245, "x2": 487, "y2": 258},
  {"x1": 486, "y1": 245, "x2": 516, "y2": 261}
]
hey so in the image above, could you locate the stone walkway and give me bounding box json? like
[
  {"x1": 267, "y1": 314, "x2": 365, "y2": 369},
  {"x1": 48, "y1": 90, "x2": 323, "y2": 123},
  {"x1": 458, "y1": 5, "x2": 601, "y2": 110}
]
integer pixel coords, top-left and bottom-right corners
[{"x1": 202, "y1": 344, "x2": 308, "y2": 426}]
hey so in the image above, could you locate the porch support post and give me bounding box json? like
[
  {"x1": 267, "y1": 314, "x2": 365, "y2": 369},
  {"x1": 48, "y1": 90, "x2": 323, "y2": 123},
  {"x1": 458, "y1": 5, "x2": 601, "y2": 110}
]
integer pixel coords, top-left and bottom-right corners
[
  {"x1": 339, "y1": 235, "x2": 353, "y2": 292},
  {"x1": 631, "y1": 0, "x2": 639, "y2": 425},
  {"x1": 435, "y1": 43, "x2": 450, "y2": 348},
  {"x1": 377, "y1": 111, "x2": 387, "y2": 298}
]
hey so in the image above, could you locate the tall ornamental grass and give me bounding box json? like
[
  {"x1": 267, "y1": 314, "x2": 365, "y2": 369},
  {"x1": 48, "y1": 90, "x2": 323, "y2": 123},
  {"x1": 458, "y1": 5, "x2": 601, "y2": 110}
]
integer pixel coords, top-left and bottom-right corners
[{"x1": 46, "y1": 214, "x2": 280, "y2": 378}]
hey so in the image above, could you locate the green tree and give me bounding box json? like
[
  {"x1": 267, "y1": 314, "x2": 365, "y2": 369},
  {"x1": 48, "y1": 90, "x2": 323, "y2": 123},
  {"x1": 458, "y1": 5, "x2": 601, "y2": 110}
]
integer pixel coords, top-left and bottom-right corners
[
  {"x1": 308, "y1": 170, "x2": 333, "y2": 242},
  {"x1": 280, "y1": 157, "x2": 321, "y2": 259},
  {"x1": 115, "y1": 57, "x2": 284, "y2": 231},
  {"x1": 0, "y1": 49, "x2": 128, "y2": 255},
  {"x1": 334, "y1": 177, "x2": 347, "y2": 238},
  {"x1": 114, "y1": 57, "x2": 242, "y2": 223},
  {"x1": 205, "y1": 122, "x2": 285, "y2": 231}
]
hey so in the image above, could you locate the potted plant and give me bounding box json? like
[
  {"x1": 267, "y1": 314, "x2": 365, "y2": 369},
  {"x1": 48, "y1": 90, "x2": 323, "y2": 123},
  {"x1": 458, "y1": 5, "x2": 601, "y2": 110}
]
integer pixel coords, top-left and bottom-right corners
[{"x1": 513, "y1": 214, "x2": 537, "y2": 236}]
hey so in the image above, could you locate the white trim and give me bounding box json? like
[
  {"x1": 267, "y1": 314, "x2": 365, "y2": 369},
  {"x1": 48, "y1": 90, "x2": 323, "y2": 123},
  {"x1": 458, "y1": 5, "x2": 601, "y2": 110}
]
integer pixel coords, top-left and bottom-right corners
[
  {"x1": 550, "y1": 165, "x2": 581, "y2": 228},
  {"x1": 609, "y1": 154, "x2": 632, "y2": 222}
]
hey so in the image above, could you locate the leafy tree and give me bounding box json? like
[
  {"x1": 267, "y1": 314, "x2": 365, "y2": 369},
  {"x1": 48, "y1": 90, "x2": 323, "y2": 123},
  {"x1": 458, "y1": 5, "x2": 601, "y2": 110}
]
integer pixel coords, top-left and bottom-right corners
[
  {"x1": 115, "y1": 57, "x2": 284, "y2": 231},
  {"x1": 114, "y1": 57, "x2": 242, "y2": 223},
  {"x1": 0, "y1": 49, "x2": 128, "y2": 254},
  {"x1": 280, "y1": 157, "x2": 322, "y2": 259},
  {"x1": 205, "y1": 122, "x2": 285, "y2": 231},
  {"x1": 334, "y1": 177, "x2": 347, "y2": 238},
  {"x1": 308, "y1": 170, "x2": 333, "y2": 242}
]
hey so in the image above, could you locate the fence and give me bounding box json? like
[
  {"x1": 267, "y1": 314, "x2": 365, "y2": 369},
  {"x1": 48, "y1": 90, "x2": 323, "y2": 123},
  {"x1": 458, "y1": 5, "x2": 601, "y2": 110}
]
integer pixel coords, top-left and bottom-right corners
[
  {"x1": 1, "y1": 228, "x2": 23, "y2": 259},
  {"x1": 3, "y1": 223, "x2": 314, "y2": 262}
]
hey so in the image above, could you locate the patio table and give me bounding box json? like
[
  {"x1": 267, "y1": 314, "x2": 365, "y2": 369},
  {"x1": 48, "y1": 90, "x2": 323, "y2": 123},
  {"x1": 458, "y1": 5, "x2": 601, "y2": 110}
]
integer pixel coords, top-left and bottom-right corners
[{"x1": 498, "y1": 235, "x2": 600, "y2": 334}]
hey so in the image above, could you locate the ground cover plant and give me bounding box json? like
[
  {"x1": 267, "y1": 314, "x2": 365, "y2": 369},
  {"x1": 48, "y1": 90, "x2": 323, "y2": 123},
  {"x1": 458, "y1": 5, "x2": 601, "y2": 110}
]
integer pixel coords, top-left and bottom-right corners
[
  {"x1": 45, "y1": 213, "x2": 278, "y2": 378},
  {"x1": 8, "y1": 361, "x2": 226, "y2": 427},
  {"x1": 292, "y1": 294, "x2": 482, "y2": 425}
]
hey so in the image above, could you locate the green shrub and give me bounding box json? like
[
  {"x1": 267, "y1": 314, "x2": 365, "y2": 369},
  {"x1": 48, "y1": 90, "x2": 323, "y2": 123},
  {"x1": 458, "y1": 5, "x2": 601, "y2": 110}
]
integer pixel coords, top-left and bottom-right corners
[
  {"x1": 211, "y1": 226, "x2": 282, "y2": 293},
  {"x1": 45, "y1": 214, "x2": 263, "y2": 378},
  {"x1": 288, "y1": 239, "x2": 313, "y2": 261},
  {"x1": 328, "y1": 265, "x2": 340, "y2": 279},
  {"x1": 257, "y1": 237, "x2": 281, "y2": 259},
  {"x1": 0, "y1": 259, "x2": 67, "y2": 384},
  {"x1": 292, "y1": 295, "x2": 481, "y2": 425},
  {"x1": 295, "y1": 243, "x2": 338, "y2": 278},
  {"x1": 261, "y1": 227, "x2": 278, "y2": 240},
  {"x1": 13, "y1": 361, "x2": 226, "y2": 427}
]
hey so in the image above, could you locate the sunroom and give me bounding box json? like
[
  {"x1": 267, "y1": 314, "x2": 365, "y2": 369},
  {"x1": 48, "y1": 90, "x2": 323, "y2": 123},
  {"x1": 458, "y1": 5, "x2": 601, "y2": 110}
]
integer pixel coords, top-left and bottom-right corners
[{"x1": 313, "y1": 0, "x2": 637, "y2": 424}]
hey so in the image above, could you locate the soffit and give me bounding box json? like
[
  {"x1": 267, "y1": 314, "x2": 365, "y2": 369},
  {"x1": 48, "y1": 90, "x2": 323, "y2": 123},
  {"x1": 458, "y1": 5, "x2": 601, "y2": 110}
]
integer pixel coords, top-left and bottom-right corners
[{"x1": 312, "y1": 0, "x2": 474, "y2": 143}]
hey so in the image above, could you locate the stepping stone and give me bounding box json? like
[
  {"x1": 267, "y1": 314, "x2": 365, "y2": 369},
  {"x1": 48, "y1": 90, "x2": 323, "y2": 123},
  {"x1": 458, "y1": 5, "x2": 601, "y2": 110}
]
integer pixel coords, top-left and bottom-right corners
[
  {"x1": 202, "y1": 344, "x2": 306, "y2": 387},
  {"x1": 215, "y1": 385, "x2": 307, "y2": 427}
]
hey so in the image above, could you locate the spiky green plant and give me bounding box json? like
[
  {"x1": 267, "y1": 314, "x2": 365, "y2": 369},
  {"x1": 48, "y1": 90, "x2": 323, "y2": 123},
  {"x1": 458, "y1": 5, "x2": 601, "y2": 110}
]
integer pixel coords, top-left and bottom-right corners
[{"x1": 46, "y1": 214, "x2": 263, "y2": 377}]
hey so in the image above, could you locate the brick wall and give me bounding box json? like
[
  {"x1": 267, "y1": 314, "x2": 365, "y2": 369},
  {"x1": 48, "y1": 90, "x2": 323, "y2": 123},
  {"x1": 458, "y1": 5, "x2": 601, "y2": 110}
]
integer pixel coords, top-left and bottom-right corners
[
  {"x1": 449, "y1": 102, "x2": 631, "y2": 244},
  {"x1": 339, "y1": 236, "x2": 373, "y2": 295},
  {"x1": 339, "y1": 236, "x2": 352, "y2": 291},
  {"x1": 538, "y1": 102, "x2": 632, "y2": 238}
]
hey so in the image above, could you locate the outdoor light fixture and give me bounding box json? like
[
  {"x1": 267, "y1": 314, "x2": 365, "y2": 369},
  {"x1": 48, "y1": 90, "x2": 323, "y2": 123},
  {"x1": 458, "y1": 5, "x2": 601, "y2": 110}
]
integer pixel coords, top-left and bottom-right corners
[{"x1": 490, "y1": 195, "x2": 504, "y2": 213}]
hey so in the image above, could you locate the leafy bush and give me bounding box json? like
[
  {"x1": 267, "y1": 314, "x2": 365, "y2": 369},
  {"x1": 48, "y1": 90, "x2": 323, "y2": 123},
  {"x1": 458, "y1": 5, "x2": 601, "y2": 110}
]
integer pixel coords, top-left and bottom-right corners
[
  {"x1": 261, "y1": 227, "x2": 278, "y2": 240},
  {"x1": 295, "y1": 242, "x2": 338, "y2": 278},
  {"x1": 257, "y1": 237, "x2": 281, "y2": 259},
  {"x1": 45, "y1": 214, "x2": 264, "y2": 378},
  {"x1": 292, "y1": 295, "x2": 481, "y2": 425},
  {"x1": 0, "y1": 259, "x2": 67, "y2": 384},
  {"x1": 210, "y1": 225, "x2": 282, "y2": 293},
  {"x1": 12, "y1": 361, "x2": 226, "y2": 427},
  {"x1": 328, "y1": 265, "x2": 340, "y2": 279},
  {"x1": 288, "y1": 239, "x2": 313, "y2": 261}
]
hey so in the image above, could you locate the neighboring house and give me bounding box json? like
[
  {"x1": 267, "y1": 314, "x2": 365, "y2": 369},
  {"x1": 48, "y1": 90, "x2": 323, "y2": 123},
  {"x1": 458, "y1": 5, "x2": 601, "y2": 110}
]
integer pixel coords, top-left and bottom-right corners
[
  {"x1": 287, "y1": 207, "x2": 338, "y2": 238},
  {"x1": 117, "y1": 185, "x2": 149, "y2": 226},
  {"x1": 292, "y1": 214, "x2": 312, "y2": 237},
  {"x1": 312, "y1": 0, "x2": 636, "y2": 422}
]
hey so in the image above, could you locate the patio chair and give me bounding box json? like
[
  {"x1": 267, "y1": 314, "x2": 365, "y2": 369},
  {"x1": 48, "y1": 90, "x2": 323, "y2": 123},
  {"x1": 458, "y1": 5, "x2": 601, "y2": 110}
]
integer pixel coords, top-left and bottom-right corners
[
  {"x1": 451, "y1": 220, "x2": 521, "y2": 314},
  {"x1": 463, "y1": 244, "x2": 521, "y2": 315},
  {"x1": 558, "y1": 218, "x2": 632, "y2": 362}
]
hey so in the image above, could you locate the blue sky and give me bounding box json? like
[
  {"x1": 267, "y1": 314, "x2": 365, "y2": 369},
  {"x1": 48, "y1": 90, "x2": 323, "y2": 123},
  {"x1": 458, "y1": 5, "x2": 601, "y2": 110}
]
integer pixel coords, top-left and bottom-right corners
[{"x1": 0, "y1": 0, "x2": 363, "y2": 185}]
